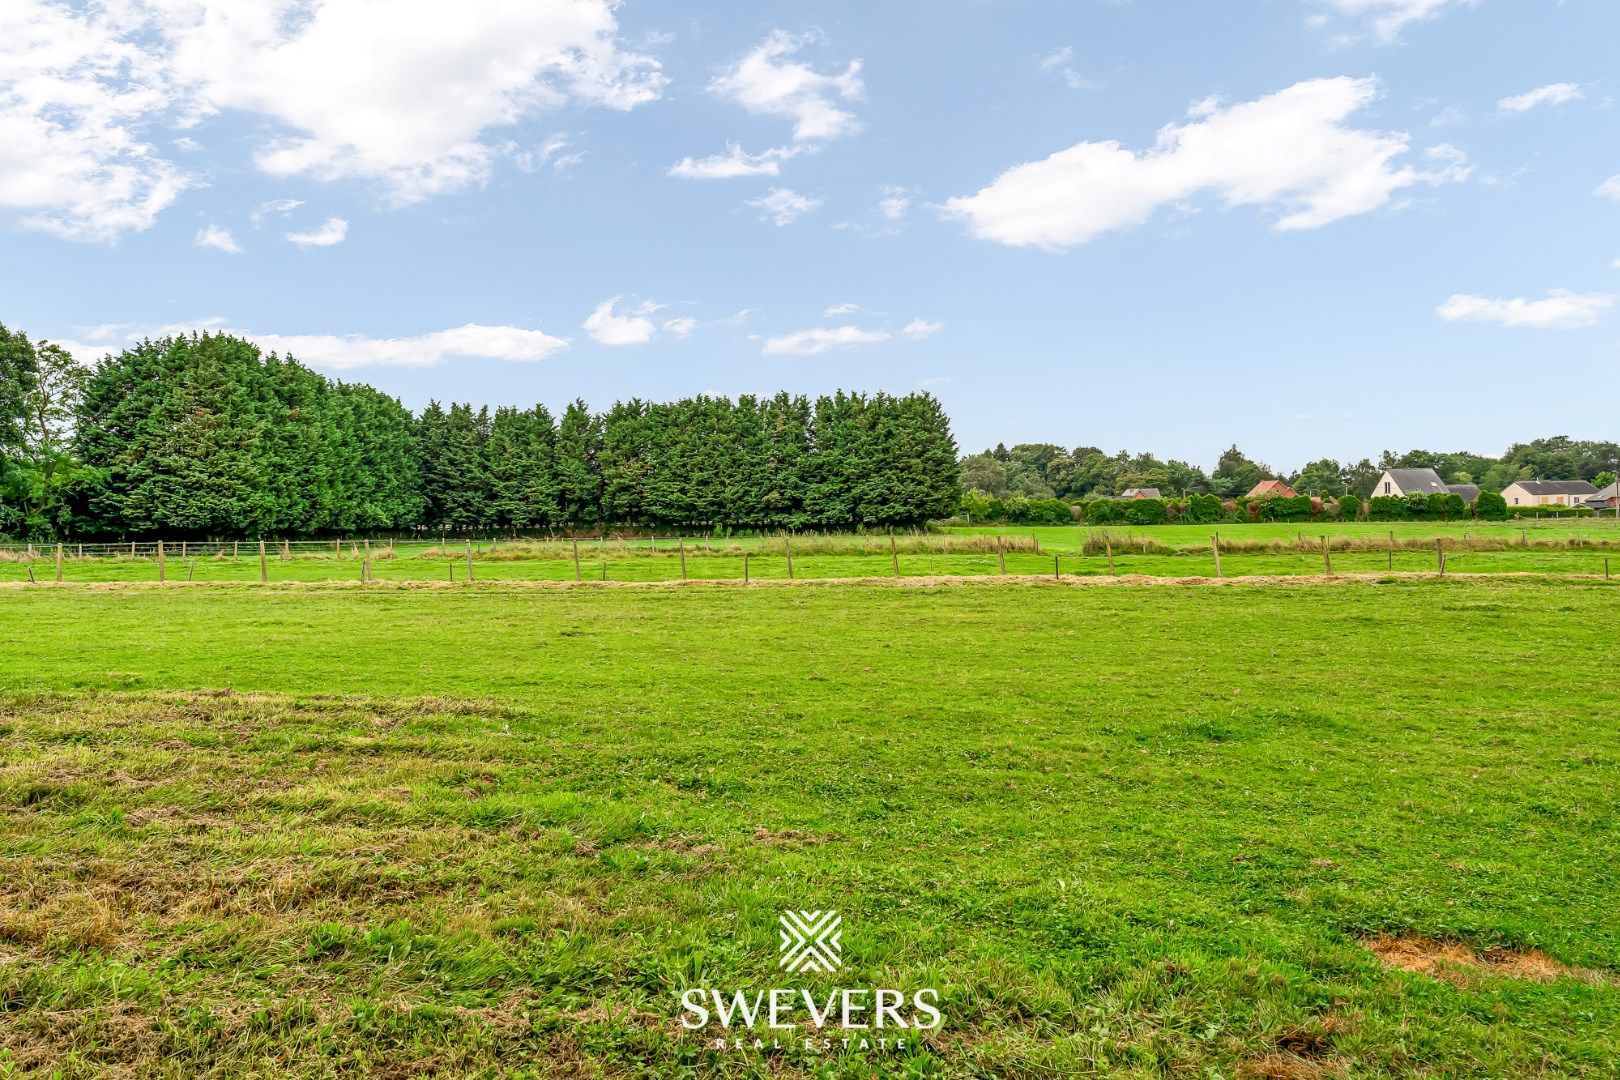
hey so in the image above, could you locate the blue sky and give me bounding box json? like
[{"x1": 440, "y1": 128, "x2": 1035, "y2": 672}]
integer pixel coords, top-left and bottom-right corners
[{"x1": 3, "y1": 0, "x2": 1617, "y2": 470}]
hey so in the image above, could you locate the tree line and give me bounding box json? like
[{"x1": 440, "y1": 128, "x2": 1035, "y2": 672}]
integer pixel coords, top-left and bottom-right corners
[
  {"x1": 963, "y1": 439, "x2": 1619, "y2": 503},
  {"x1": 0, "y1": 325, "x2": 959, "y2": 539}
]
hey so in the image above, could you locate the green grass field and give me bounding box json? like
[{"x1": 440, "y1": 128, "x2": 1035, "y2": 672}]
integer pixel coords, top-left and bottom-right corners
[
  {"x1": 2, "y1": 579, "x2": 1617, "y2": 1077},
  {"x1": 4, "y1": 518, "x2": 1620, "y2": 587}
]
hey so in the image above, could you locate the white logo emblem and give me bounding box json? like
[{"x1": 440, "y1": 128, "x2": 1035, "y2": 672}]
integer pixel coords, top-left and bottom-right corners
[{"x1": 778, "y1": 910, "x2": 842, "y2": 973}]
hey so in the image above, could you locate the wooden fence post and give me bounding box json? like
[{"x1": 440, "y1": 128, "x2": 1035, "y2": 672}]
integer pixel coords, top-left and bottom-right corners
[
  {"x1": 1106, "y1": 539, "x2": 1115, "y2": 576},
  {"x1": 679, "y1": 541, "x2": 687, "y2": 581},
  {"x1": 282, "y1": 539, "x2": 290, "y2": 560},
  {"x1": 744, "y1": 553, "x2": 750, "y2": 584},
  {"x1": 997, "y1": 537, "x2": 1006, "y2": 576},
  {"x1": 187, "y1": 559, "x2": 196, "y2": 581},
  {"x1": 157, "y1": 540, "x2": 165, "y2": 583},
  {"x1": 54, "y1": 544, "x2": 63, "y2": 583},
  {"x1": 785, "y1": 534, "x2": 794, "y2": 579},
  {"x1": 1053, "y1": 554, "x2": 1060, "y2": 579},
  {"x1": 890, "y1": 533, "x2": 900, "y2": 578},
  {"x1": 466, "y1": 541, "x2": 474, "y2": 582},
  {"x1": 1211, "y1": 536, "x2": 1221, "y2": 579},
  {"x1": 572, "y1": 539, "x2": 582, "y2": 582},
  {"x1": 1436, "y1": 538, "x2": 1444, "y2": 575},
  {"x1": 601, "y1": 559, "x2": 607, "y2": 582},
  {"x1": 1033, "y1": 536, "x2": 1041, "y2": 555},
  {"x1": 233, "y1": 541, "x2": 239, "y2": 559},
  {"x1": 259, "y1": 540, "x2": 268, "y2": 583},
  {"x1": 1606, "y1": 557, "x2": 1611, "y2": 581},
  {"x1": 1322, "y1": 535, "x2": 1331, "y2": 575}
]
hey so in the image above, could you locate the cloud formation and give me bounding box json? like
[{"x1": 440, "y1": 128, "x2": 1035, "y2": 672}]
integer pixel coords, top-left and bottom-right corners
[
  {"x1": 194, "y1": 224, "x2": 241, "y2": 253},
  {"x1": 1436, "y1": 290, "x2": 1613, "y2": 329},
  {"x1": 747, "y1": 187, "x2": 821, "y2": 226},
  {"x1": 60, "y1": 320, "x2": 570, "y2": 368},
  {"x1": 286, "y1": 217, "x2": 349, "y2": 248},
  {"x1": 1307, "y1": 0, "x2": 1473, "y2": 43},
  {"x1": 0, "y1": 0, "x2": 665, "y2": 239},
  {"x1": 669, "y1": 30, "x2": 860, "y2": 182},
  {"x1": 945, "y1": 77, "x2": 1468, "y2": 250},
  {"x1": 1498, "y1": 83, "x2": 1583, "y2": 113},
  {"x1": 667, "y1": 144, "x2": 797, "y2": 180},
  {"x1": 761, "y1": 325, "x2": 890, "y2": 356},
  {"x1": 711, "y1": 31, "x2": 864, "y2": 142}
]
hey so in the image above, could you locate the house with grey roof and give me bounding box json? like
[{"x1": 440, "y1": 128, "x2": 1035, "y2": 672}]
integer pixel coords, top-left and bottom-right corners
[
  {"x1": 1373, "y1": 468, "x2": 1449, "y2": 498},
  {"x1": 1501, "y1": 479, "x2": 1599, "y2": 509},
  {"x1": 1585, "y1": 480, "x2": 1620, "y2": 512},
  {"x1": 1445, "y1": 483, "x2": 1480, "y2": 504}
]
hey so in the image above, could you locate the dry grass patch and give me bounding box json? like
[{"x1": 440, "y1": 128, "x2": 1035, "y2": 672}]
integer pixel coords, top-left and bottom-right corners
[{"x1": 1365, "y1": 935, "x2": 1611, "y2": 988}]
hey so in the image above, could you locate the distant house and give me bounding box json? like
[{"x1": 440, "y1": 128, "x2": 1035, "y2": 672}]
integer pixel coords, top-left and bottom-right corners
[
  {"x1": 1120, "y1": 487, "x2": 1161, "y2": 499},
  {"x1": 1374, "y1": 468, "x2": 1449, "y2": 498},
  {"x1": 1585, "y1": 481, "x2": 1620, "y2": 512},
  {"x1": 1246, "y1": 479, "x2": 1297, "y2": 499},
  {"x1": 1501, "y1": 480, "x2": 1599, "y2": 508},
  {"x1": 1445, "y1": 483, "x2": 1480, "y2": 504}
]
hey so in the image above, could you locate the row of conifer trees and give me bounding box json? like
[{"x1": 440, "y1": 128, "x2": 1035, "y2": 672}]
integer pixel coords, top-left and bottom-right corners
[{"x1": 5, "y1": 330, "x2": 960, "y2": 538}]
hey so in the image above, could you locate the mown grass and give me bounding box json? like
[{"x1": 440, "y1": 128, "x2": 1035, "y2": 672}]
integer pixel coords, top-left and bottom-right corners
[
  {"x1": 1, "y1": 580, "x2": 1617, "y2": 1077},
  {"x1": 4, "y1": 524, "x2": 1620, "y2": 585}
]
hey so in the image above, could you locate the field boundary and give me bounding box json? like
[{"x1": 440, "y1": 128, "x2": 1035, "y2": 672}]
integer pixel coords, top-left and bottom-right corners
[{"x1": 3, "y1": 569, "x2": 1617, "y2": 592}]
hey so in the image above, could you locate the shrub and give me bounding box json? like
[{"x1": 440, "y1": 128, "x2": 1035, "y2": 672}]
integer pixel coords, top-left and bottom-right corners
[
  {"x1": 1083, "y1": 499, "x2": 1125, "y2": 524},
  {"x1": 1187, "y1": 493, "x2": 1223, "y2": 524},
  {"x1": 1269, "y1": 494, "x2": 1314, "y2": 522},
  {"x1": 1123, "y1": 498, "x2": 1168, "y2": 526},
  {"x1": 1367, "y1": 496, "x2": 1406, "y2": 521},
  {"x1": 1015, "y1": 498, "x2": 1074, "y2": 526},
  {"x1": 1475, "y1": 491, "x2": 1507, "y2": 520},
  {"x1": 1337, "y1": 494, "x2": 1361, "y2": 520}
]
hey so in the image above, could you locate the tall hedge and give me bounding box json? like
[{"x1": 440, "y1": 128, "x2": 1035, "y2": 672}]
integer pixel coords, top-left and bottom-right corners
[{"x1": 64, "y1": 333, "x2": 959, "y2": 538}]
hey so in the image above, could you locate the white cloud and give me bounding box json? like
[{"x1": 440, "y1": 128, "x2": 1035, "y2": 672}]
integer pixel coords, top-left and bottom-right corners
[
  {"x1": 1036, "y1": 45, "x2": 1099, "y2": 91},
  {"x1": 169, "y1": 0, "x2": 666, "y2": 203},
  {"x1": 663, "y1": 316, "x2": 696, "y2": 338},
  {"x1": 711, "y1": 31, "x2": 863, "y2": 143},
  {"x1": 747, "y1": 186, "x2": 821, "y2": 226},
  {"x1": 1498, "y1": 83, "x2": 1584, "y2": 113},
  {"x1": 583, "y1": 295, "x2": 661, "y2": 345},
  {"x1": 761, "y1": 325, "x2": 890, "y2": 356},
  {"x1": 507, "y1": 133, "x2": 582, "y2": 173},
  {"x1": 193, "y1": 224, "x2": 241, "y2": 253},
  {"x1": 1436, "y1": 290, "x2": 1613, "y2": 330},
  {"x1": 0, "y1": 0, "x2": 666, "y2": 239},
  {"x1": 50, "y1": 319, "x2": 567, "y2": 368},
  {"x1": 1308, "y1": 0, "x2": 1473, "y2": 43},
  {"x1": 667, "y1": 143, "x2": 798, "y2": 179},
  {"x1": 0, "y1": 0, "x2": 188, "y2": 241},
  {"x1": 251, "y1": 324, "x2": 570, "y2": 368},
  {"x1": 823, "y1": 302, "x2": 864, "y2": 317},
  {"x1": 251, "y1": 198, "x2": 303, "y2": 226},
  {"x1": 901, "y1": 318, "x2": 943, "y2": 339},
  {"x1": 879, "y1": 186, "x2": 911, "y2": 219},
  {"x1": 1596, "y1": 174, "x2": 1620, "y2": 200},
  {"x1": 944, "y1": 77, "x2": 1468, "y2": 251},
  {"x1": 286, "y1": 217, "x2": 349, "y2": 248}
]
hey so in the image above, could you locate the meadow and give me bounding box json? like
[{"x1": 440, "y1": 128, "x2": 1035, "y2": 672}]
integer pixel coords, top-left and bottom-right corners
[
  {"x1": 1, "y1": 579, "x2": 1617, "y2": 1077},
  {"x1": 4, "y1": 517, "x2": 1620, "y2": 587}
]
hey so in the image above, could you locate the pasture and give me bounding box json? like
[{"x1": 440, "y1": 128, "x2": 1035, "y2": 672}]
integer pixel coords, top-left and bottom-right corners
[
  {"x1": 4, "y1": 518, "x2": 1620, "y2": 587},
  {"x1": 1, "y1": 579, "x2": 1617, "y2": 1077}
]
